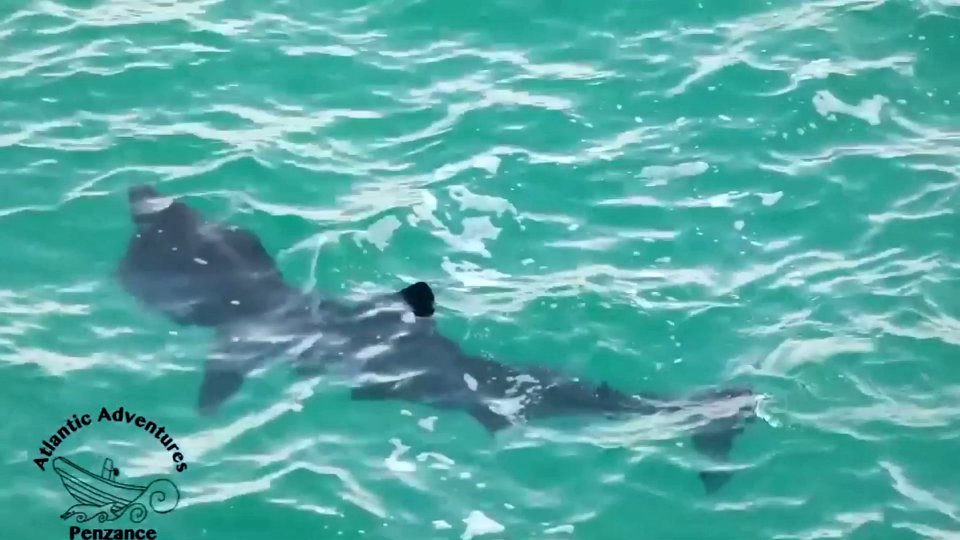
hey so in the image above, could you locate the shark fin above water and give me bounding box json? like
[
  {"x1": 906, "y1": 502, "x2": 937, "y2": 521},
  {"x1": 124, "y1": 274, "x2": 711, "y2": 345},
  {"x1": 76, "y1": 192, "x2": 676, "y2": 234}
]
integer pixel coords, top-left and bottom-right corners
[{"x1": 398, "y1": 281, "x2": 435, "y2": 317}]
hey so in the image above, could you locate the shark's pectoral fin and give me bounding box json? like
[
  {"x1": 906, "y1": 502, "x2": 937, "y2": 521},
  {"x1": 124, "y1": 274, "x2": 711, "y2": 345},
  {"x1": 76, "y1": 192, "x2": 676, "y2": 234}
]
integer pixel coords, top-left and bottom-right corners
[
  {"x1": 197, "y1": 357, "x2": 247, "y2": 415},
  {"x1": 697, "y1": 470, "x2": 734, "y2": 494},
  {"x1": 196, "y1": 334, "x2": 276, "y2": 414},
  {"x1": 398, "y1": 281, "x2": 435, "y2": 317},
  {"x1": 688, "y1": 387, "x2": 757, "y2": 494},
  {"x1": 469, "y1": 404, "x2": 512, "y2": 434},
  {"x1": 691, "y1": 423, "x2": 743, "y2": 494}
]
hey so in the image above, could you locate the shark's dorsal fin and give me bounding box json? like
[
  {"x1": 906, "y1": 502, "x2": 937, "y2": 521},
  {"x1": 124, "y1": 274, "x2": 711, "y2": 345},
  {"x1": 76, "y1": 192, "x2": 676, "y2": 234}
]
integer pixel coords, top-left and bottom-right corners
[{"x1": 398, "y1": 281, "x2": 435, "y2": 317}]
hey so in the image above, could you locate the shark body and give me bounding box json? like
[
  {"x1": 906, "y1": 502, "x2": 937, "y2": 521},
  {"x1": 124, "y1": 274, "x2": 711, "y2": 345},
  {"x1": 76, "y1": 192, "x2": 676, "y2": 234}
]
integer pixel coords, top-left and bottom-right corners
[{"x1": 117, "y1": 184, "x2": 758, "y2": 492}]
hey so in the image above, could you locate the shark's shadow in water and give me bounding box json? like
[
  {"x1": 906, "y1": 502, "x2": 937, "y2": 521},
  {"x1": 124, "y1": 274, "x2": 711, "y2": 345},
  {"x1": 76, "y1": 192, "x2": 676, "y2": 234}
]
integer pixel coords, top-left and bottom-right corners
[{"x1": 116, "y1": 184, "x2": 759, "y2": 493}]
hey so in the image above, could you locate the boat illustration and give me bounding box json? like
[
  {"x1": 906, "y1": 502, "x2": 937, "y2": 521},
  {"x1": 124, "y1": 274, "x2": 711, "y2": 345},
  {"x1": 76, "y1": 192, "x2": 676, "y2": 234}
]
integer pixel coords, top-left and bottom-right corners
[
  {"x1": 53, "y1": 457, "x2": 144, "y2": 508},
  {"x1": 52, "y1": 457, "x2": 179, "y2": 524}
]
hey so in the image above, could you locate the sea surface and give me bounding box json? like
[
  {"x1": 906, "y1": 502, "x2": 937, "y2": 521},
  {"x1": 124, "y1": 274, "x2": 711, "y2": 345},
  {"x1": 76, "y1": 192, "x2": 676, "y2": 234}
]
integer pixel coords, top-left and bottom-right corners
[{"x1": 2, "y1": 0, "x2": 959, "y2": 539}]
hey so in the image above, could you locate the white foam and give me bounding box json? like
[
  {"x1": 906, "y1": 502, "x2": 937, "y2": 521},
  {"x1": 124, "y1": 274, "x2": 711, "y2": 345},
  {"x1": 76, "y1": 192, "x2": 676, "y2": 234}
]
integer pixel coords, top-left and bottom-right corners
[
  {"x1": 461, "y1": 511, "x2": 504, "y2": 540},
  {"x1": 760, "y1": 337, "x2": 874, "y2": 374},
  {"x1": 545, "y1": 524, "x2": 575, "y2": 534},
  {"x1": 488, "y1": 396, "x2": 525, "y2": 419},
  {"x1": 509, "y1": 374, "x2": 539, "y2": 385},
  {"x1": 759, "y1": 191, "x2": 783, "y2": 206},
  {"x1": 812, "y1": 90, "x2": 888, "y2": 125},
  {"x1": 408, "y1": 190, "x2": 441, "y2": 227},
  {"x1": 416, "y1": 451, "x2": 455, "y2": 469},
  {"x1": 133, "y1": 195, "x2": 174, "y2": 215},
  {"x1": 449, "y1": 186, "x2": 516, "y2": 216},
  {"x1": 355, "y1": 344, "x2": 391, "y2": 361},
  {"x1": 433, "y1": 520, "x2": 453, "y2": 530},
  {"x1": 384, "y1": 439, "x2": 416, "y2": 473},
  {"x1": 432, "y1": 154, "x2": 503, "y2": 183},
  {"x1": 755, "y1": 394, "x2": 781, "y2": 428},
  {"x1": 472, "y1": 155, "x2": 501, "y2": 174},
  {"x1": 436, "y1": 216, "x2": 501, "y2": 257},
  {"x1": 796, "y1": 58, "x2": 835, "y2": 80},
  {"x1": 418, "y1": 416, "x2": 438, "y2": 431},
  {"x1": 464, "y1": 373, "x2": 478, "y2": 391},
  {"x1": 640, "y1": 161, "x2": 709, "y2": 186},
  {"x1": 363, "y1": 216, "x2": 401, "y2": 251},
  {"x1": 440, "y1": 259, "x2": 511, "y2": 288}
]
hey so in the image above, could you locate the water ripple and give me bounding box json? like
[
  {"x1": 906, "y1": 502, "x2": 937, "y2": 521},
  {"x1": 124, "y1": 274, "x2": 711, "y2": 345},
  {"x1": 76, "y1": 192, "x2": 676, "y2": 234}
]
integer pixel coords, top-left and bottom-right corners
[{"x1": 1, "y1": 0, "x2": 960, "y2": 538}]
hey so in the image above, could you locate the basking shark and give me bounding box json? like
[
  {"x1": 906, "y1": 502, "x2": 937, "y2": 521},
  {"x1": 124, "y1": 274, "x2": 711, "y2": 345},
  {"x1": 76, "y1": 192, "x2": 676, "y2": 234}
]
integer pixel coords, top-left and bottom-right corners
[{"x1": 117, "y1": 184, "x2": 759, "y2": 492}]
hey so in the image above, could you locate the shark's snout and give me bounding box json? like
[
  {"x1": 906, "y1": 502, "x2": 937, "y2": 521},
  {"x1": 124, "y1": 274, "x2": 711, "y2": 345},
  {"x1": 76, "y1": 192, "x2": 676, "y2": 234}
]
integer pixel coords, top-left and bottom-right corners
[
  {"x1": 128, "y1": 184, "x2": 174, "y2": 225},
  {"x1": 129, "y1": 184, "x2": 159, "y2": 203}
]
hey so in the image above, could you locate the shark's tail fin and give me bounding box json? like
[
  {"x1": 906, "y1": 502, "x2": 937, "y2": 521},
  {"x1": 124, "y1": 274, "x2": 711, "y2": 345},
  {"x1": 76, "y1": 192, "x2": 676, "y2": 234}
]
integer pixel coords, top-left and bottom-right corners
[{"x1": 687, "y1": 387, "x2": 757, "y2": 494}]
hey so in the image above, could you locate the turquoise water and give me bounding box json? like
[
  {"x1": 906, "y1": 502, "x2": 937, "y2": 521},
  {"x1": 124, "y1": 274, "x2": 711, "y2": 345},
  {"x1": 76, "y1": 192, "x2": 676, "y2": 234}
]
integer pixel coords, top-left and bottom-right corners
[{"x1": 3, "y1": 0, "x2": 960, "y2": 538}]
